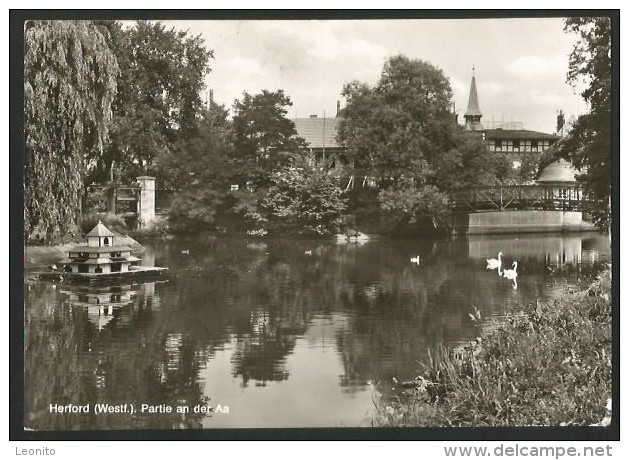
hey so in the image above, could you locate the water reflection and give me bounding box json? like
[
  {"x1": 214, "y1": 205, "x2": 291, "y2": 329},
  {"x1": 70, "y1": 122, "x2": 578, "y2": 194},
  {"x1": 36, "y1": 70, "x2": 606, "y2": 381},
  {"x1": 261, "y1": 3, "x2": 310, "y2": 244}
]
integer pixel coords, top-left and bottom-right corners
[
  {"x1": 24, "y1": 233, "x2": 611, "y2": 429},
  {"x1": 60, "y1": 285, "x2": 136, "y2": 331}
]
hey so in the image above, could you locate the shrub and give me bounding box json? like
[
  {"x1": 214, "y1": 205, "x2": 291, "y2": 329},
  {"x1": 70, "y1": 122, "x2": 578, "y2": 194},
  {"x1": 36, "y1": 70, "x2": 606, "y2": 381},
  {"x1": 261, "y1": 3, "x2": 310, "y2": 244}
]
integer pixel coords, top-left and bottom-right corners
[
  {"x1": 259, "y1": 165, "x2": 348, "y2": 236},
  {"x1": 374, "y1": 269, "x2": 612, "y2": 427},
  {"x1": 166, "y1": 188, "x2": 224, "y2": 234},
  {"x1": 79, "y1": 213, "x2": 127, "y2": 235}
]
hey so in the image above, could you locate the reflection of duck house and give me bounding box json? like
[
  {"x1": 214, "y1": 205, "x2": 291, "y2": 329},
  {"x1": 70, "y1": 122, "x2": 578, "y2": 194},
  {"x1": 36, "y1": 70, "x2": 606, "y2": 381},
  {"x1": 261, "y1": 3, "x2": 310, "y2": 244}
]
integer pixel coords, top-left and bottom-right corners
[
  {"x1": 62, "y1": 286, "x2": 137, "y2": 330},
  {"x1": 64, "y1": 289, "x2": 136, "y2": 307},
  {"x1": 60, "y1": 221, "x2": 140, "y2": 274}
]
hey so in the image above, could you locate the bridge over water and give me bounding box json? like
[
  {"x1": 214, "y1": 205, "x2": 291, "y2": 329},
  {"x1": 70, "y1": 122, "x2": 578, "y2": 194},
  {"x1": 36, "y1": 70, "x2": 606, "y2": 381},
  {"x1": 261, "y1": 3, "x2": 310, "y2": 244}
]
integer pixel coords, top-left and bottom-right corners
[
  {"x1": 450, "y1": 184, "x2": 586, "y2": 213},
  {"x1": 447, "y1": 184, "x2": 595, "y2": 234}
]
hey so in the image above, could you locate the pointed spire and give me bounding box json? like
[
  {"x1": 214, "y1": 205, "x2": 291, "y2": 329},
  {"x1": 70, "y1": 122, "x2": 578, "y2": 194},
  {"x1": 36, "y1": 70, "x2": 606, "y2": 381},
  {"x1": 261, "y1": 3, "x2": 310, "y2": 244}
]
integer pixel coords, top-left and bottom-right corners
[
  {"x1": 465, "y1": 74, "x2": 482, "y2": 117},
  {"x1": 464, "y1": 69, "x2": 483, "y2": 131}
]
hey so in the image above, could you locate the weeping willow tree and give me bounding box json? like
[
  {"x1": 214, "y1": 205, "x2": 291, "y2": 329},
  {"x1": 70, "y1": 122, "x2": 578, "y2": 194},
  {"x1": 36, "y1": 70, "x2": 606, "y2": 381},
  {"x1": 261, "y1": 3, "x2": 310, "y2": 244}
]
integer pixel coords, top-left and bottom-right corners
[{"x1": 24, "y1": 20, "x2": 118, "y2": 241}]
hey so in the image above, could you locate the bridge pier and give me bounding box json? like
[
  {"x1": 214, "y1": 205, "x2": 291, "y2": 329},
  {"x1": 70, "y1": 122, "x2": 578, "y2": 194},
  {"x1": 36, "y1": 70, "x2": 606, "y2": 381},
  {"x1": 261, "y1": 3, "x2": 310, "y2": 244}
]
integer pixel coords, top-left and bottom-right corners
[{"x1": 450, "y1": 210, "x2": 597, "y2": 235}]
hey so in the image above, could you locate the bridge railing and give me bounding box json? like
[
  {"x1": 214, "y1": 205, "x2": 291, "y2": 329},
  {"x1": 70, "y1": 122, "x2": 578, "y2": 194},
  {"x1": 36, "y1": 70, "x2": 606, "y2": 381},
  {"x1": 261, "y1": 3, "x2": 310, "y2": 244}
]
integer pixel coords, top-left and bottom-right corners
[{"x1": 451, "y1": 184, "x2": 585, "y2": 212}]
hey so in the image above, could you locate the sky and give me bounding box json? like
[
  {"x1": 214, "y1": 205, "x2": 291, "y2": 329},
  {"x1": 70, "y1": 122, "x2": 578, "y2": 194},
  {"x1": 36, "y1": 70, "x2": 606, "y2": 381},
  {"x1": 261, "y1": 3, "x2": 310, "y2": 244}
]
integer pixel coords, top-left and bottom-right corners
[{"x1": 163, "y1": 17, "x2": 587, "y2": 134}]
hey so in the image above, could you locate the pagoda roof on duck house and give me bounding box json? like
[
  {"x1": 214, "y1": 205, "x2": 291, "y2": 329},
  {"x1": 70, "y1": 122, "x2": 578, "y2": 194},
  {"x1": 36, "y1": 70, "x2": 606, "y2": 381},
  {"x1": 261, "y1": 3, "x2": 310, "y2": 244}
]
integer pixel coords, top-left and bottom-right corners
[{"x1": 86, "y1": 221, "x2": 115, "y2": 237}]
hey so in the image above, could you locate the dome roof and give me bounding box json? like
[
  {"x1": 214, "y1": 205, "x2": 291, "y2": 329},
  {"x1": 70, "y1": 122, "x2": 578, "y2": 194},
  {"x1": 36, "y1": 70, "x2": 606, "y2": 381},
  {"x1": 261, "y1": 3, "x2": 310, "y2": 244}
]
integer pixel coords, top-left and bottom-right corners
[{"x1": 537, "y1": 159, "x2": 579, "y2": 183}]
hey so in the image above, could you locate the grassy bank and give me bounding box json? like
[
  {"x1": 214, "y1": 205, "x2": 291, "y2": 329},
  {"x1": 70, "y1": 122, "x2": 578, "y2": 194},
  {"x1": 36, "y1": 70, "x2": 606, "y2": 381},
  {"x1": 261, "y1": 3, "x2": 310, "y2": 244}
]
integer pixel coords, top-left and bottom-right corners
[{"x1": 375, "y1": 268, "x2": 612, "y2": 427}]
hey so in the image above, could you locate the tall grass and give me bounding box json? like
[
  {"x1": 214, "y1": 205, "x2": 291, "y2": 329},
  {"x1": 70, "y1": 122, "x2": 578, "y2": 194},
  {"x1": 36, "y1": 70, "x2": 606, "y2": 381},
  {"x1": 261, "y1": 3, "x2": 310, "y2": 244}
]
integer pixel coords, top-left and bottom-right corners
[{"x1": 374, "y1": 269, "x2": 612, "y2": 427}]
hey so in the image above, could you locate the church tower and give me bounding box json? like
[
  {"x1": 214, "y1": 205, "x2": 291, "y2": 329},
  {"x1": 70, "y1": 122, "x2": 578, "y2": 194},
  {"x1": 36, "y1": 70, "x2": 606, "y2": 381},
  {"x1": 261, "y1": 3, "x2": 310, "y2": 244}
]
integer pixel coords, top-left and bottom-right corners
[{"x1": 464, "y1": 70, "x2": 483, "y2": 131}]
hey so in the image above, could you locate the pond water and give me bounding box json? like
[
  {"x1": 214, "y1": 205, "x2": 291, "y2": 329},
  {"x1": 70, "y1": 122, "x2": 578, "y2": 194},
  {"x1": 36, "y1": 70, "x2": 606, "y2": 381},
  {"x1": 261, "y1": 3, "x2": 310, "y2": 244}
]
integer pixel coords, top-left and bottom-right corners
[{"x1": 24, "y1": 232, "x2": 611, "y2": 430}]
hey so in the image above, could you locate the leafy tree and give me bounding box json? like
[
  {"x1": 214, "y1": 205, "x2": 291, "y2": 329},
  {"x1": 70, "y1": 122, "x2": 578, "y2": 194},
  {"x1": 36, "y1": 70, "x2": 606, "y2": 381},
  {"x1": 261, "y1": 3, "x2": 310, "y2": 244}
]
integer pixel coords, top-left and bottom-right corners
[
  {"x1": 560, "y1": 17, "x2": 612, "y2": 227},
  {"x1": 379, "y1": 181, "x2": 450, "y2": 227},
  {"x1": 339, "y1": 55, "x2": 506, "y2": 225},
  {"x1": 432, "y1": 130, "x2": 509, "y2": 192},
  {"x1": 231, "y1": 90, "x2": 307, "y2": 187},
  {"x1": 339, "y1": 56, "x2": 454, "y2": 179},
  {"x1": 24, "y1": 20, "x2": 119, "y2": 240},
  {"x1": 259, "y1": 160, "x2": 348, "y2": 236},
  {"x1": 90, "y1": 21, "x2": 213, "y2": 185},
  {"x1": 156, "y1": 104, "x2": 234, "y2": 233}
]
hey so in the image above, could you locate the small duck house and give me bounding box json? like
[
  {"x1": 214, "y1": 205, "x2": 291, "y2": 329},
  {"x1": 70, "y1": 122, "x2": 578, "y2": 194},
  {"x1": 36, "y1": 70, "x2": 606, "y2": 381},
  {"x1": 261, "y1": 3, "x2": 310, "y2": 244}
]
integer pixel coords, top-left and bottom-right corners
[{"x1": 60, "y1": 221, "x2": 140, "y2": 275}]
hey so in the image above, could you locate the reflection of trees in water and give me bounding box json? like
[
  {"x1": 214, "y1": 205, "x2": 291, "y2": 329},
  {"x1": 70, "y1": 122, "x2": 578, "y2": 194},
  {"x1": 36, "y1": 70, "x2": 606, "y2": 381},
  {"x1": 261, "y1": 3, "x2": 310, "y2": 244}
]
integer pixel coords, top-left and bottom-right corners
[
  {"x1": 25, "y1": 234, "x2": 612, "y2": 430},
  {"x1": 331, "y1": 234, "x2": 610, "y2": 390},
  {"x1": 156, "y1": 235, "x2": 609, "y2": 393},
  {"x1": 25, "y1": 284, "x2": 95, "y2": 430},
  {"x1": 334, "y1": 243, "x2": 468, "y2": 388},
  {"x1": 24, "y1": 283, "x2": 209, "y2": 430}
]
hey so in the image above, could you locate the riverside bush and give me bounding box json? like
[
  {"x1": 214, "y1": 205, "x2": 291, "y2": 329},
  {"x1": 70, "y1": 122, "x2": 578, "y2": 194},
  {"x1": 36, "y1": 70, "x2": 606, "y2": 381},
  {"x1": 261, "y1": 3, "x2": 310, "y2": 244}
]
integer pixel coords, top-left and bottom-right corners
[{"x1": 374, "y1": 269, "x2": 612, "y2": 427}]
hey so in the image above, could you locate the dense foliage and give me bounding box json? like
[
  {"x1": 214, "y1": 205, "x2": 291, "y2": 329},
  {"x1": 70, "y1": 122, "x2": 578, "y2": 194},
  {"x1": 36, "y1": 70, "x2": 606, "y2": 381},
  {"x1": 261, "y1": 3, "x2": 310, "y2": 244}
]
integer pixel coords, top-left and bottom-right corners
[
  {"x1": 259, "y1": 162, "x2": 348, "y2": 236},
  {"x1": 79, "y1": 212, "x2": 127, "y2": 235},
  {"x1": 560, "y1": 17, "x2": 612, "y2": 227},
  {"x1": 339, "y1": 55, "x2": 508, "y2": 225},
  {"x1": 231, "y1": 90, "x2": 307, "y2": 188},
  {"x1": 375, "y1": 270, "x2": 612, "y2": 426},
  {"x1": 157, "y1": 90, "x2": 318, "y2": 234},
  {"x1": 90, "y1": 21, "x2": 213, "y2": 185},
  {"x1": 24, "y1": 21, "x2": 119, "y2": 241},
  {"x1": 157, "y1": 104, "x2": 232, "y2": 233}
]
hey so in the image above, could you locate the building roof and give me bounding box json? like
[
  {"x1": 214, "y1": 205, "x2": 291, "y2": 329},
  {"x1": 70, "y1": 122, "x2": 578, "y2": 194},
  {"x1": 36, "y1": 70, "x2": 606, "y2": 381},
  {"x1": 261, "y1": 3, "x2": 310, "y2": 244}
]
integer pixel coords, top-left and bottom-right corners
[
  {"x1": 465, "y1": 75, "x2": 482, "y2": 117},
  {"x1": 69, "y1": 245, "x2": 132, "y2": 253},
  {"x1": 83, "y1": 257, "x2": 114, "y2": 265},
  {"x1": 294, "y1": 117, "x2": 342, "y2": 149},
  {"x1": 537, "y1": 159, "x2": 579, "y2": 183},
  {"x1": 86, "y1": 221, "x2": 115, "y2": 237},
  {"x1": 484, "y1": 129, "x2": 560, "y2": 141}
]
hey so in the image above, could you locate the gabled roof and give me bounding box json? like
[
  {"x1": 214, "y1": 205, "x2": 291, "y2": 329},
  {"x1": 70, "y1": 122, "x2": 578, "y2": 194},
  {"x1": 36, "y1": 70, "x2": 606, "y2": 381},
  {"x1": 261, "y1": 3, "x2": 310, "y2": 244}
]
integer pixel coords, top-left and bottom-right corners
[
  {"x1": 465, "y1": 75, "x2": 482, "y2": 117},
  {"x1": 294, "y1": 117, "x2": 342, "y2": 149},
  {"x1": 484, "y1": 129, "x2": 560, "y2": 141},
  {"x1": 86, "y1": 221, "x2": 114, "y2": 237}
]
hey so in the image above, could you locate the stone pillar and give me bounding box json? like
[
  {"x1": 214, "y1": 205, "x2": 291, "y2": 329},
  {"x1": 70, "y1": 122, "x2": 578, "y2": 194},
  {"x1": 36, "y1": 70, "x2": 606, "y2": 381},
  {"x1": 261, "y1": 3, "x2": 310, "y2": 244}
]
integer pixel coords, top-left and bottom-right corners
[
  {"x1": 107, "y1": 186, "x2": 116, "y2": 214},
  {"x1": 136, "y1": 176, "x2": 155, "y2": 229}
]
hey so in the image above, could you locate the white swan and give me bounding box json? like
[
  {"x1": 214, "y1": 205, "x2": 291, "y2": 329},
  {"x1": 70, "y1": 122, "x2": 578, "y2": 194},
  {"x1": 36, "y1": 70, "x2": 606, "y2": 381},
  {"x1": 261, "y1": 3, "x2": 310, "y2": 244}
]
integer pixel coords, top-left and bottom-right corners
[
  {"x1": 486, "y1": 252, "x2": 503, "y2": 270},
  {"x1": 502, "y1": 261, "x2": 518, "y2": 280}
]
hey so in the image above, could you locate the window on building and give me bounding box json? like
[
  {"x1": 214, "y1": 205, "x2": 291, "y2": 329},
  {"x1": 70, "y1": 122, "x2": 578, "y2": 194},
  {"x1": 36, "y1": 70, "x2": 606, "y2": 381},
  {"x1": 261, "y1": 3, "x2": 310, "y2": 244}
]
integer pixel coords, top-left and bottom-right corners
[
  {"x1": 513, "y1": 140, "x2": 520, "y2": 150},
  {"x1": 531, "y1": 140, "x2": 538, "y2": 151},
  {"x1": 495, "y1": 139, "x2": 502, "y2": 149}
]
